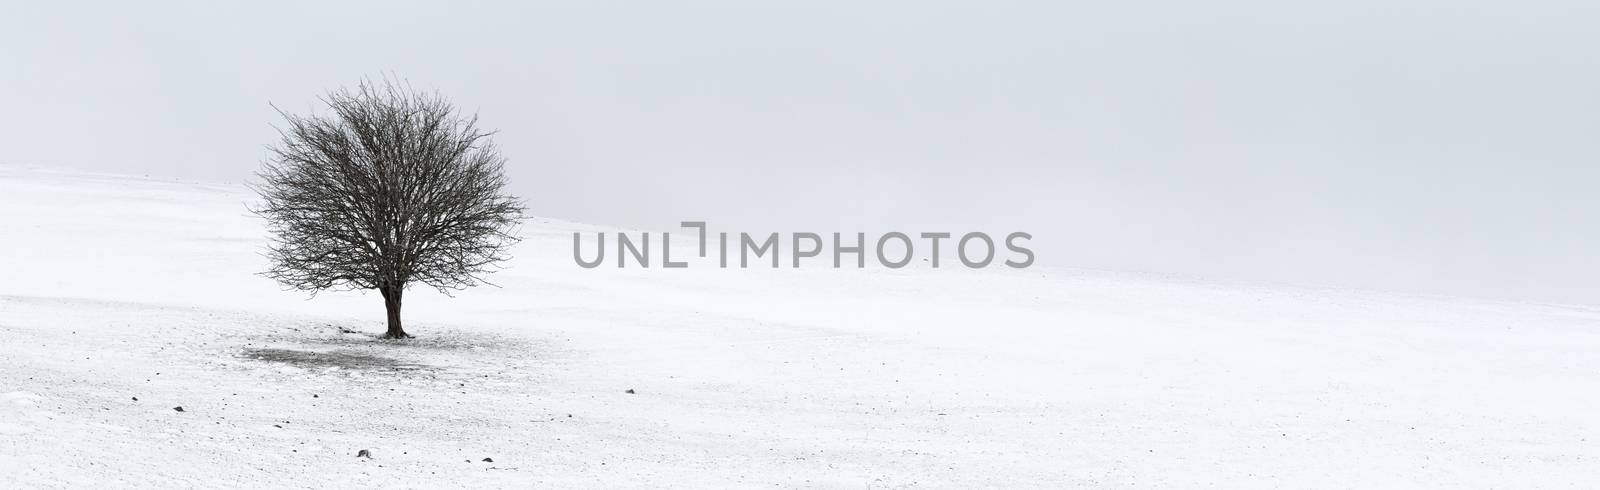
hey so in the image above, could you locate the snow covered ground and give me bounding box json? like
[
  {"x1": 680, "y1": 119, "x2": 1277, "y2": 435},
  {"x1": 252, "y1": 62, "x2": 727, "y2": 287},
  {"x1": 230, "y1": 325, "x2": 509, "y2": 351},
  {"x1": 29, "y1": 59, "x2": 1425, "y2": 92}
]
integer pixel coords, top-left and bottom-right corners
[{"x1": 1, "y1": 164, "x2": 1597, "y2": 488}]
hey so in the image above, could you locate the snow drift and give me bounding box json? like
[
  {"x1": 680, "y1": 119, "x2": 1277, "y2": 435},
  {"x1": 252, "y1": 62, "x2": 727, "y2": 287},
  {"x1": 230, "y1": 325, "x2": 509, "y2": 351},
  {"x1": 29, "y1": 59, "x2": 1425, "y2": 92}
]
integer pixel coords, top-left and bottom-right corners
[{"x1": 0, "y1": 165, "x2": 1596, "y2": 487}]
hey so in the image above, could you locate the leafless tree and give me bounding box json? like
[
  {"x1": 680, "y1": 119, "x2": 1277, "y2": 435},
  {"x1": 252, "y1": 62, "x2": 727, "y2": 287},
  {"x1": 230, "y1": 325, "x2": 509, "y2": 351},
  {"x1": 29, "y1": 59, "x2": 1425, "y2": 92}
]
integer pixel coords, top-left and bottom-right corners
[{"x1": 254, "y1": 80, "x2": 522, "y2": 339}]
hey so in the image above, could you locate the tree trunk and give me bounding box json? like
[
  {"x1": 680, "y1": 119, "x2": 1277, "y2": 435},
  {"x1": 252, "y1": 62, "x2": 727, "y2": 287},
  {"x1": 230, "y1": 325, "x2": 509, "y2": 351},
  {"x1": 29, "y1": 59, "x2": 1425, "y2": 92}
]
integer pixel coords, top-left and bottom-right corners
[{"x1": 381, "y1": 287, "x2": 411, "y2": 339}]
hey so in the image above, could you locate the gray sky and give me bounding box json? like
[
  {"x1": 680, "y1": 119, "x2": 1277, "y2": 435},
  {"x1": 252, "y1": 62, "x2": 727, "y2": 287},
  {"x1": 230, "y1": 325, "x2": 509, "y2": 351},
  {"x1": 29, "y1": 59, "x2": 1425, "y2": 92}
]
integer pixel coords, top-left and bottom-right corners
[{"x1": 3, "y1": 1, "x2": 1597, "y2": 304}]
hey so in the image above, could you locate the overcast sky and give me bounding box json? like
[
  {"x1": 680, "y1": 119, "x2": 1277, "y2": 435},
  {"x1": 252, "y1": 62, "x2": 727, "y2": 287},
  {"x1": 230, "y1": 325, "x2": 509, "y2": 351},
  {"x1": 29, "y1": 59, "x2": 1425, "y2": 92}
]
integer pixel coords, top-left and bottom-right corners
[{"x1": 3, "y1": 1, "x2": 1597, "y2": 304}]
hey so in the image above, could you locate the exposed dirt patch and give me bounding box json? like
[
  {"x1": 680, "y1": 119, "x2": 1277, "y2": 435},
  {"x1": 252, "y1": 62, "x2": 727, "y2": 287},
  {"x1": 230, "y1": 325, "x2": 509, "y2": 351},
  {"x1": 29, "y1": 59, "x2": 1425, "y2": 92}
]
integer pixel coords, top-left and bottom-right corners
[
  {"x1": 256, "y1": 322, "x2": 539, "y2": 354},
  {"x1": 240, "y1": 347, "x2": 432, "y2": 372}
]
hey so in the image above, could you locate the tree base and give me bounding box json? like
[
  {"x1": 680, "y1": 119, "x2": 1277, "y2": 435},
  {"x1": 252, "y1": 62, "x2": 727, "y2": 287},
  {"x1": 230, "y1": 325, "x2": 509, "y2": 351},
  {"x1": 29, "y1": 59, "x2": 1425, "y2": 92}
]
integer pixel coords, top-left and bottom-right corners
[{"x1": 382, "y1": 332, "x2": 414, "y2": 340}]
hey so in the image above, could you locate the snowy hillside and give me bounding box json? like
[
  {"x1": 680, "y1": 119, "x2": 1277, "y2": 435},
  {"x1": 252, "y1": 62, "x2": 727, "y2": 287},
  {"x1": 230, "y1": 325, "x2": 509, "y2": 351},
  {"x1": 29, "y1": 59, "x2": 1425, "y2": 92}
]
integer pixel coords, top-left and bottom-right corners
[{"x1": 1, "y1": 165, "x2": 1597, "y2": 488}]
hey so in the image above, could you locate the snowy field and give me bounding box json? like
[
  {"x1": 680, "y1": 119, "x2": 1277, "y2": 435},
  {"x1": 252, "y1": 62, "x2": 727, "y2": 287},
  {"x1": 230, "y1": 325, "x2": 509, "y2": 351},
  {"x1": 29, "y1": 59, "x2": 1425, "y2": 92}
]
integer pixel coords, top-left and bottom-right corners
[{"x1": 1, "y1": 164, "x2": 1597, "y2": 488}]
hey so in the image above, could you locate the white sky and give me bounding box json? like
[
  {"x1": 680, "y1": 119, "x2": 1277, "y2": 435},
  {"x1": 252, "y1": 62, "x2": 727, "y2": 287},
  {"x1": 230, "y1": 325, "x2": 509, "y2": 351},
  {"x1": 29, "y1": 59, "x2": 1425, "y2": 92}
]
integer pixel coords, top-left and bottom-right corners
[{"x1": 3, "y1": 1, "x2": 1597, "y2": 304}]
